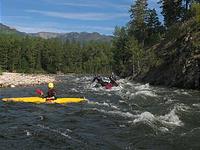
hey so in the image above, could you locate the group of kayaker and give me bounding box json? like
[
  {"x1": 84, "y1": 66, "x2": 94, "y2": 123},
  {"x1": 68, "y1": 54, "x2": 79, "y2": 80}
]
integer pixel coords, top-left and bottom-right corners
[{"x1": 40, "y1": 73, "x2": 119, "y2": 101}]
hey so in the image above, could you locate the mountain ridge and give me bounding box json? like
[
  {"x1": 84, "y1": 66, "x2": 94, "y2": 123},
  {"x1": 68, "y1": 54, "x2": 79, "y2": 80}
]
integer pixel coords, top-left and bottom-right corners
[
  {"x1": 0, "y1": 23, "x2": 26, "y2": 35},
  {"x1": 0, "y1": 23, "x2": 113, "y2": 42}
]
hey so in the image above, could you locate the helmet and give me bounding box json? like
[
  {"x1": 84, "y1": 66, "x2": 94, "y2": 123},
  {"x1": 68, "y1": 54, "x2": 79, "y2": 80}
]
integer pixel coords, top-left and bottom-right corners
[{"x1": 48, "y1": 82, "x2": 54, "y2": 89}]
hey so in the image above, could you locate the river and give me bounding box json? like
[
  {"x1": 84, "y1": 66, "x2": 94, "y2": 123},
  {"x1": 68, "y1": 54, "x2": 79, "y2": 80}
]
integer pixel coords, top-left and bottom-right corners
[{"x1": 0, "y1": 75, "x2": 200, "y2": 150}]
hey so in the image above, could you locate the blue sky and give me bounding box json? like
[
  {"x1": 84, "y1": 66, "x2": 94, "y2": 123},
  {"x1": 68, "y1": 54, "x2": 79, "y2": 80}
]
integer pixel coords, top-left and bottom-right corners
[{"x1": 1, "y1": 0, "x2": 161, "y2": 35}]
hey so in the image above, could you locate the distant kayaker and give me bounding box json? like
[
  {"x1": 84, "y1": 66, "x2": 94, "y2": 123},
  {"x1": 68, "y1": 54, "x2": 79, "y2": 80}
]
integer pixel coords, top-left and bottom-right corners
[
  {"x1": 92, "y1": 75, "x2": 108, "y2": 87},
  {"x1": 92, "y1": 74, "x2": 119, "y2": 89}
]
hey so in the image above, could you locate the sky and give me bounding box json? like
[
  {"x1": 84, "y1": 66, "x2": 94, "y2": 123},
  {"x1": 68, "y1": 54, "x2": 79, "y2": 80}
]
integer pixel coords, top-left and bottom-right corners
[{"x1": 0, "y1": 0, "x2": 161, "y2": 35}]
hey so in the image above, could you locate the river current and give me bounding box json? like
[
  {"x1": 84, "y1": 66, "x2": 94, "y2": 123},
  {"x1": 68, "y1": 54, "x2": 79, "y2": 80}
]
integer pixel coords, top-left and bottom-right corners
[{"x1": 0, "y1": 75, "x2": 200, "y2": 150}]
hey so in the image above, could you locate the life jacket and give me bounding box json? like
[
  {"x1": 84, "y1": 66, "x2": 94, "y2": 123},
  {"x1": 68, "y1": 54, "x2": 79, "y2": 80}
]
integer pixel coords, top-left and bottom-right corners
[{"x1": 47, "y1": 89, "x2": 56, "y2": 97}]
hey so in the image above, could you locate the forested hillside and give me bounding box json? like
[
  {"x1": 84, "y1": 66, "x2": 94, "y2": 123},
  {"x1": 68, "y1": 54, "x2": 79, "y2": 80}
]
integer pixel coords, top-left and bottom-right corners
[
  {"x1": 0, "y1": 33, "x2": 112, "y2": 74},
  {"x1": 0, "y1": 23, "x2": 25, "y2": 35},
  {"x1": 112, "y1": 0, "x2": 200, "y2": 89}
]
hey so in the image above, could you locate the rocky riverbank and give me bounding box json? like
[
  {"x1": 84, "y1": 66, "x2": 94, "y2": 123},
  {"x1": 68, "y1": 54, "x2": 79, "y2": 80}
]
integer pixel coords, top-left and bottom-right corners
[{"x1": 0, "y1": 72, "x2": 57, "y2": 88}]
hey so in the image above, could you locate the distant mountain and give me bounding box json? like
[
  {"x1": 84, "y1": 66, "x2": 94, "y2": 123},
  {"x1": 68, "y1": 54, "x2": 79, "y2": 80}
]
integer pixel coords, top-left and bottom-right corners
[
  {"x1": 31, "y1": 32, "x2": 113, "y2": 42},
  {"x1": 0, "y1": 23, "x2": 25, "y2": 35},
  {"x1": 60, "y1": 32, "x2": 112, "y2": 42},
  {"x1": 30, "y1": 32, "x2": 62, "y2": 39},
  {"x1": 0, "y1": 23, "x2": 113, "y2": 42}
]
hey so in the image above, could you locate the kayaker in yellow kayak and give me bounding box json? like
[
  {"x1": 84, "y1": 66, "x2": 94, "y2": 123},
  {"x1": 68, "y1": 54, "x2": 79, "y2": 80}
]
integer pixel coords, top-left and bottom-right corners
[
  {"x1": 47, "y1": 82, "x2": 56, "y2": 100},
  {"x1": 39, "y1": 83, "x2": 56, "y2": 101}
]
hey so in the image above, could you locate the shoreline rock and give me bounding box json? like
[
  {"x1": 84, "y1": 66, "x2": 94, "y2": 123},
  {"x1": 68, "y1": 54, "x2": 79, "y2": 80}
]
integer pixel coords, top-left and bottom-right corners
[{"x1": 0, "y1": 72, "x2": 57, "y2": 88}]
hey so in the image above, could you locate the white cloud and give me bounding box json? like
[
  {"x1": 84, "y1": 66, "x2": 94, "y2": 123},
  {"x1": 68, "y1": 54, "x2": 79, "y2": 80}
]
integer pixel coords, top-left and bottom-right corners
[
  {"x1": 2, "y1": 16, "x2": 31, "y2": 19},
  {"x1": 15, "y1": 26, "x2": 65, "y2": 33},
  {"x1": 63, "y1": 2, "x2": 130, "y2": 9},
  {"x1": 44, "y1": 0, "x2": 130, "y2": 10},
  {"x1": 62, "y1": 2, "x2": 99, "y2": 7},
  {"x1": 26, "y1": 9, "x2": 128, "y2": 21},
  {"x1": 3, "y1": 22, "x2": 60, "y2": 33}
]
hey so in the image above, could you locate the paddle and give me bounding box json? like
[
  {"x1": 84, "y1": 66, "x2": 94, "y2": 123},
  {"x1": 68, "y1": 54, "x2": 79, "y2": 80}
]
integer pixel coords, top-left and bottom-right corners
[{"x1": 35, "y1": 89, "x2": 44, "y2": 96}]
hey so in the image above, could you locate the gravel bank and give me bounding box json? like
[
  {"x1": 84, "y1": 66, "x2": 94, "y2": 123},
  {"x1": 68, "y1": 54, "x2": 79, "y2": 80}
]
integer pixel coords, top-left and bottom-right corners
[{"x1": 0, "y1": 72, "x2": 57, "y2": 88}]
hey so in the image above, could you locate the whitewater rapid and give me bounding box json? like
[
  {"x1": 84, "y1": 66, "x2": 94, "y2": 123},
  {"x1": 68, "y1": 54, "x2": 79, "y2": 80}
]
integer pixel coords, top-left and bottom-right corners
[{"x1": 0, "y1": 75, "x2": 200, "y2": 149}]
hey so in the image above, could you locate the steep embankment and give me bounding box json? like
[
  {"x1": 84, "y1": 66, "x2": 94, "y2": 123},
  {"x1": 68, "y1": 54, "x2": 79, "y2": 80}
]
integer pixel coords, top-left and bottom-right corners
[{"x1": 137, "y1": 20, "x2": 200, "y2": 90}]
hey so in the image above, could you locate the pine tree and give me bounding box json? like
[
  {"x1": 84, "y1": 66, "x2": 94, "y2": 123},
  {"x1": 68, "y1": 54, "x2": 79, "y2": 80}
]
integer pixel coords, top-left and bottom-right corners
[
  {"x1": 129, "y1": 0, "x2": 148, "y2": 47},
  {"x1": 146, "y1": 9, "x2": 161, "y2": 33},
  {"x1": 145, "y1": 8, "x2": 163, "y2": 45},
  {"x1": 160, "y1": 0, "x2": 183, "y2": 27}
]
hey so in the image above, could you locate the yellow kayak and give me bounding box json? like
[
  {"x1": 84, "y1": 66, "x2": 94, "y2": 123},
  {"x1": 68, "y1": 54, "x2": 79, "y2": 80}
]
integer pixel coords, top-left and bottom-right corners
[{"x1": 1, "y1": 97, "x2": 86, "y2": 104}]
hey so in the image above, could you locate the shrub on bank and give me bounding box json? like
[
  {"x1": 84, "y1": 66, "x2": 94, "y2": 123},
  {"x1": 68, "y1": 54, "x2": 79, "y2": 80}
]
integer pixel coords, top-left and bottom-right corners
[
  {"x1": 192, "y1": 3, "x2": 200, "y2": 23},
  {"x1": 0, "y1": 66, "x2": 2, "y2": 75}
]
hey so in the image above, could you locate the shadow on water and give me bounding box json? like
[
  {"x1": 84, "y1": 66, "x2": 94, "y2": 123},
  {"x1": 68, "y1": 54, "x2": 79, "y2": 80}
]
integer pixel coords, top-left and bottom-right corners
[{"x1": 0, "y1": 74, "x2": 200, "y2": 149}]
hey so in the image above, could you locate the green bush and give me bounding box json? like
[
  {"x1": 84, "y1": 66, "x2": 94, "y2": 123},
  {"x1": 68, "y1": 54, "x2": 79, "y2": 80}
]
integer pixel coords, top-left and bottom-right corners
[
  {"x1": 192, "y1": 3, "x2": 200, "y2": 23},
  {"x1": 0, "y1": 66, "x2": 2, "y2": 75},
  {"x1": 166, "y1": 23, "x2": 182, "y2": 40}
]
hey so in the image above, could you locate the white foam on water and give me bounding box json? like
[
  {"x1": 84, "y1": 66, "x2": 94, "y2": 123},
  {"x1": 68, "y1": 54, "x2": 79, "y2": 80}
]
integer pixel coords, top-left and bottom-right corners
[
  {"x1": 126, "y1": 91, "x2": 131, "y2": 95},
  {"x1": 87, "y1": 101, "x2": 120, "y2": 110},
  {"x1": 159, "y1": 107, "x2": 183, "y2": 126},
  {"x1": 37, "y1": 124, "x2": 75, "y2": 141},
  {"x1": 159, "y1": 127, "x2": 169, "y2": 132},
  {"x1": 107, "y1": 86, "x2": 122, "y2": 91},
  {"x1": 125, "y1": 82, "x2": 134, "y2": 86},
  {"x1": 132, "y1": 112, "x2": 155, "y2": 124},
  {"x1": 176, "y1": 103, "x2": 191, "y2": 112},
  {"x1": 84, "y1": 83, "x2": 103, "y2": 92},
  {"x1": 88, "y1": 101, "x2": 108, "y2": 106},
  {"x1": 117, "y1": 79, "x2": 136, "y2": 89},
  {"x1": 174, "y1": 89, "x2": 191, "y2": 96},
  {"x1": 111, "y1": 105, "x2": 119, "y2": 109},
  {"x1": 39, "y1": 116, "x2": 44, "y2": 120},
  {"x1": 119, "y1": 124, "x2": 126, "y2": 128},
  {"x1": 73, "y1": 78, "x2": 80, "y2": 82},
  {"x1": 71, "y1": 88, "x2": 78, "y2": 92},
  {"x1": 188, "y1": 127, "x2": 200, "y2": 133},
  {"x1": 92, "y1": 108, "x2": 135, "y2": 118},
  {"x1": 135, "y1": 90, "x2": 157, "y2": 97},
  {"x1": 182, "y1": 92, "x2": 190, "y2": 95},
  {"x1": 115, "y1": 78, "x2": 126, "y2": 84},
  {"x1": 129, "y1": 106, "x2": 184, "y2": 131},
  {"x1": 126, "y1": 111, "x2": 173, "y2": 133},
  {"x1": 192, "y1": 103, "x2": 200, "y2": 107},
  {"x1": 133, "y1": 83, "x2": 158, "y2": 97},
  {"x1": 59, "y1": 132, "x2": 73, "y2": 139},
  {"x1": 164, "y1": 98, "x2": 177, "y2": 104},
  {"x1": 116, "y1": 82, "x2": 158, "y2": 100},
  {"x1": 119, "y1": 100, "x2": 125, "y2": 103},
  {"x1": 116, "y1": 90, "x2": 130, "y2": 100},
  {"x1": 80, "y1": 76, "x2": 92, "y2": 81},
  {"x1": 25, "y1": 130, "x2": 31, "y2": 136},
  {"x1": 134, "y1": 83, "x2": 151, "y2": 91},
  {"x1": 127, "y1": 90, "x2": 157, "y2": 100}
]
